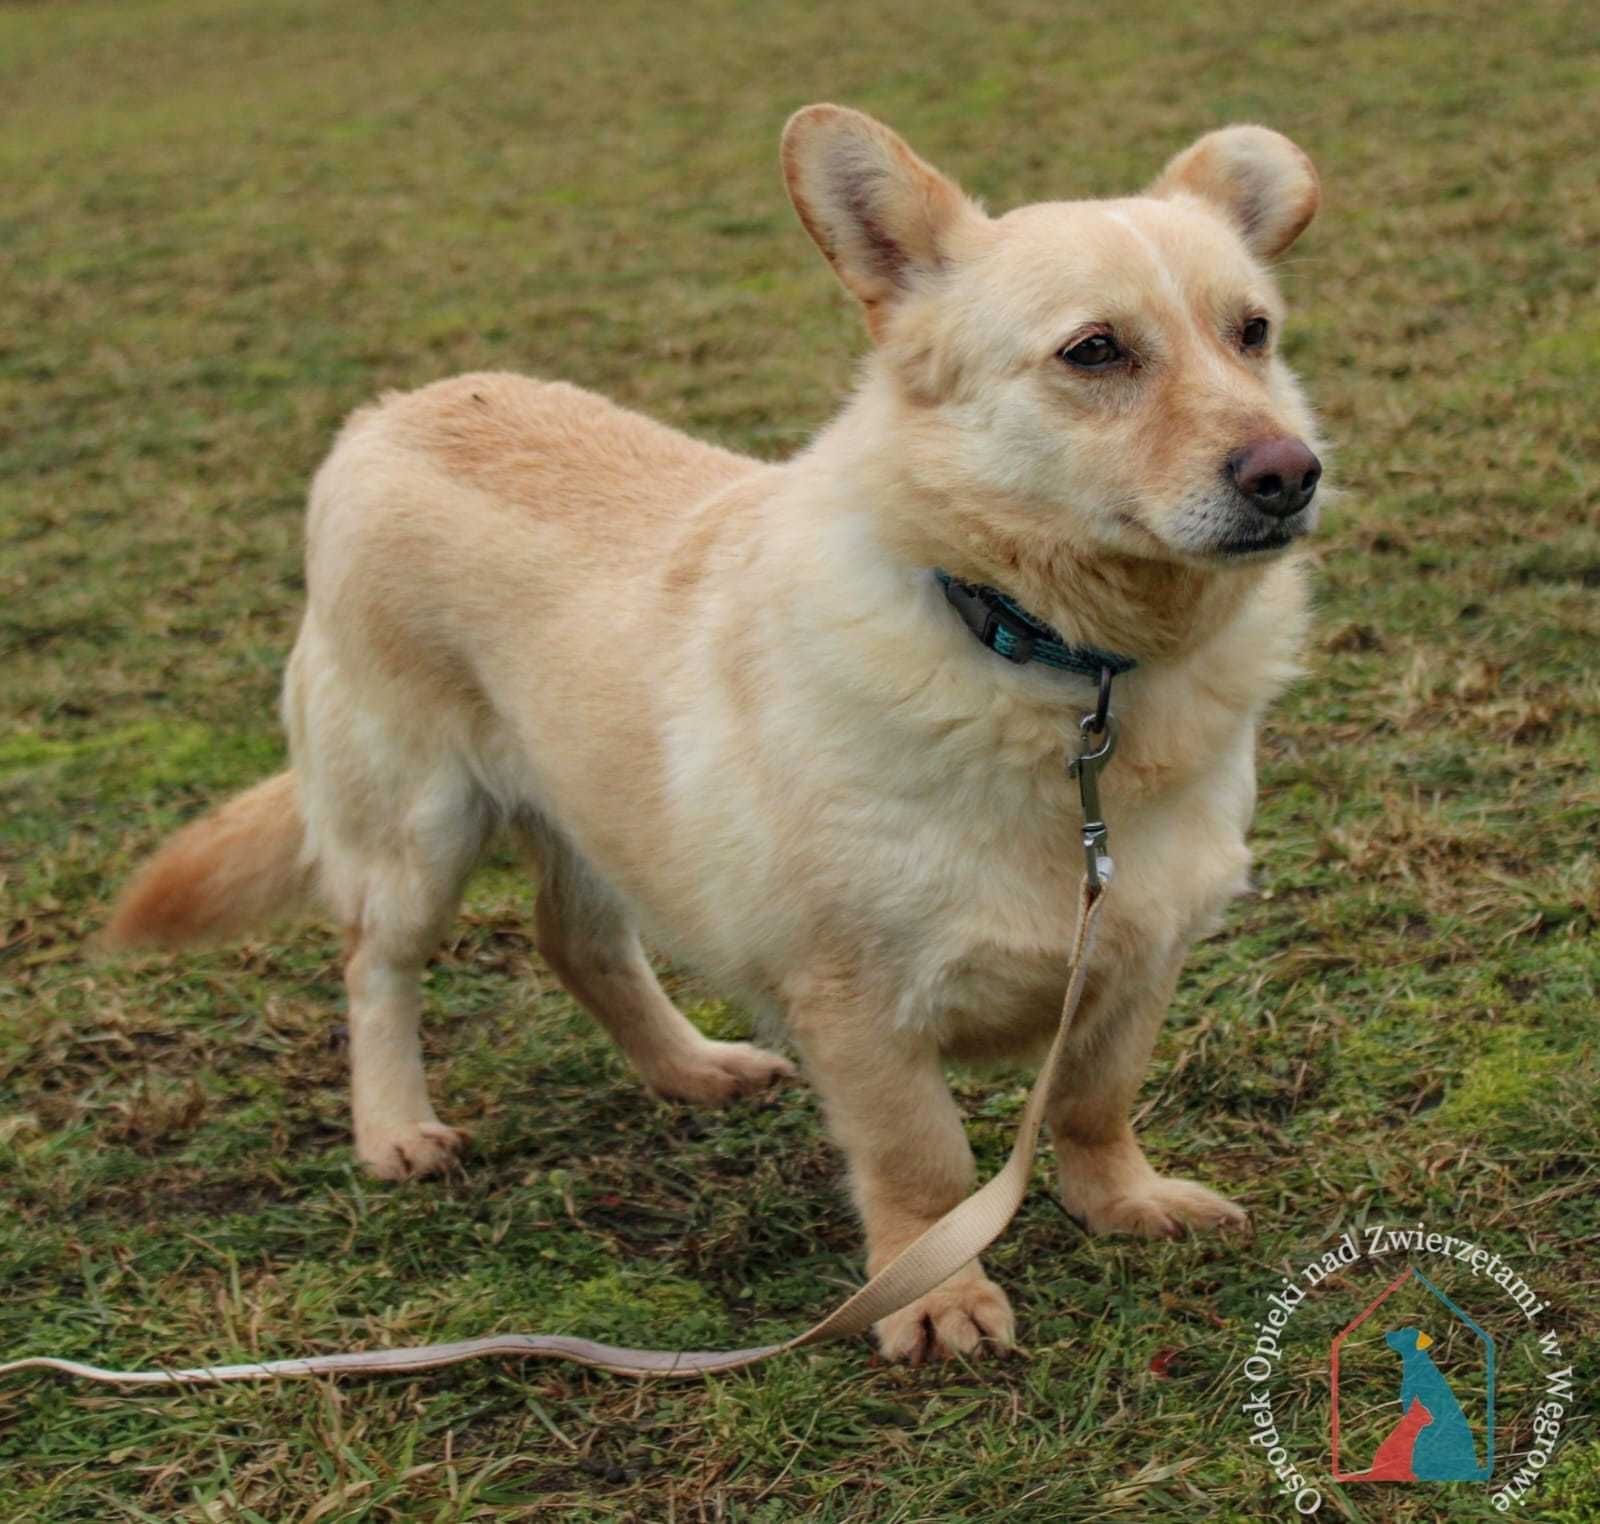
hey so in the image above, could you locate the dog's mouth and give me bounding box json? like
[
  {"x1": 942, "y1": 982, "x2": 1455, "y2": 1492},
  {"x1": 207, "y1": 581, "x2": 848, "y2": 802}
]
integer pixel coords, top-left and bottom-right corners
[
  {"x1": 1163, "y1": 491, "x2": 1320, "y2": 566},
  {"x1": 1214, "y1": 500, "x2": 1320, "y2": 558},
  {"x1": 1213, "y1": 528, "x2": 1298, "y2": 558}
]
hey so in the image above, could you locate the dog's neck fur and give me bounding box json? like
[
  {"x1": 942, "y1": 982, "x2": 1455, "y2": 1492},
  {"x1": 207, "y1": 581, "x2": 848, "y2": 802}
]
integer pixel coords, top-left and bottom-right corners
[
  {"x1": 801, "y1": 370, "x2": 1274, "y2": 673},
  {"x1": 937, "y1": 532, "x2": 1261, "y2": 669}
]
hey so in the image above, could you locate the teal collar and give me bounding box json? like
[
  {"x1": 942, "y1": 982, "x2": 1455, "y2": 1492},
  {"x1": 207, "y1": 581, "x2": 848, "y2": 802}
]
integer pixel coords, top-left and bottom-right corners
[{"x1": 935, "y1": 571, "x2": 1138, "y2": 679}]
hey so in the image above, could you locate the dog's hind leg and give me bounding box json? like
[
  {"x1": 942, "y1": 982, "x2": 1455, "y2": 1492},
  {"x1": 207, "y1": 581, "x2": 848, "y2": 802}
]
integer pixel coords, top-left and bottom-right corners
[
  {"x1": 523, "y1": 824, "x2": 796, "y2": 1103},
  {"x1": 331, "y1": 776, "x2": 490, "y2": 1179},
  {"x1": 338, "y1": 844, "x2": 479, "y2": 1180},
  {"x1": 288, "y1": 632, "x2": 491, "y2": 1180}
]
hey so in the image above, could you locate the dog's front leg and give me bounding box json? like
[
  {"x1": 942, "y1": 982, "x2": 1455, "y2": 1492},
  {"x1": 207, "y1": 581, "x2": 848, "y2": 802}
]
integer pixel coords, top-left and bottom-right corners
[
  {"x1": 789, "y1": 1000, "x2": 1014, "y2": 1363},
  {"x1": 1048, "y1": 955, "x2": 1247, "y2": 1239}
]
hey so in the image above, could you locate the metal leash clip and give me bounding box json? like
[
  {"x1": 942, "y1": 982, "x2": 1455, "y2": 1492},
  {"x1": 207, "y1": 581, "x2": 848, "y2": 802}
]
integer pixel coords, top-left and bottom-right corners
[{"x1": 1068, "y1": 666, "x2": 1118, "y2": 890}]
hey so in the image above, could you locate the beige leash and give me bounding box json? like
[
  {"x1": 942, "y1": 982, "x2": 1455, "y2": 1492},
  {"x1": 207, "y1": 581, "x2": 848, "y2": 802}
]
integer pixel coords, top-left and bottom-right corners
[{"x1": 2, "y1": 703, "x2": 1121, "y2": 1388}]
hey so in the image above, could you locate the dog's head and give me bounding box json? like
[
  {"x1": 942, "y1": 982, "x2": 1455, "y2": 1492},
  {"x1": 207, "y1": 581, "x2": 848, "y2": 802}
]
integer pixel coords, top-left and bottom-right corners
[{"x1": 782, "y1": 105, "x2": 1324, "y2": 568}]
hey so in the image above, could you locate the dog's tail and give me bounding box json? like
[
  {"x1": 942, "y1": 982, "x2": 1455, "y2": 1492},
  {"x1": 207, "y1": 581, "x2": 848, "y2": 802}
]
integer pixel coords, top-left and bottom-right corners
[{"x1": 103, "y1": 771, "x2": 315, "y2": 950}]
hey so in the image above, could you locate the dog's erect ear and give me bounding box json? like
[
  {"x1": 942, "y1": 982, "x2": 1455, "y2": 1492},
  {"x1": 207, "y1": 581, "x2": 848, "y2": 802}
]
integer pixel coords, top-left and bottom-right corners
[
  {"x1": 781, "y1": 105, "x2": 984, "y2": 322},
  {"x1": 1149, "y1": 126, "x2": 1319, "y2": 259}
]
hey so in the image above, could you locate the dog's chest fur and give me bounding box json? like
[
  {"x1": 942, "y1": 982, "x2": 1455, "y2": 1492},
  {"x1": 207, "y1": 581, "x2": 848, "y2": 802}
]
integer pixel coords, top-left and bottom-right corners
[
  {"x1": 892, "y1": 775, "x2": 1253, "y2": 1058},
  {"x1": 651, "y1": 563, "x2": 1270, "y2": 1057}
]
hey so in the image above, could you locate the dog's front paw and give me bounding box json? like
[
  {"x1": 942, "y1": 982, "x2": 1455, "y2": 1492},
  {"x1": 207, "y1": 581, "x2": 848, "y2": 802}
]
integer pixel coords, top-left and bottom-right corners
[
  {"x1": 1063, "y1": 1169, "x2": 1247, "y2": 1240},
  {"x1": 873, "y1": 1269, "x2": 1015, "y2": 1364},
  {"x1": 356, "y1": 1119, "x2": 469, "y2": 1180},
  {"x1": 644, "y1": 1040, "x2": 797, "y2": 1104}
]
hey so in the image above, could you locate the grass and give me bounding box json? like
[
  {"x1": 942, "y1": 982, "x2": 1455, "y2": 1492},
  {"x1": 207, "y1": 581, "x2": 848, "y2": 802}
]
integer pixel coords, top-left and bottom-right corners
[{"x1": 2, "y1": 0, "x2": 1597, "y2": 1518}]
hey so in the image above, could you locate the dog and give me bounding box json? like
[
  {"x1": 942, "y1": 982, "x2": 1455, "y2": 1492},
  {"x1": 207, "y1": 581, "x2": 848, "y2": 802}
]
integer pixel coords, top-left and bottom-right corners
[{"x1": 107, "y1": 105, "x2": 1324, "y2": 1363}]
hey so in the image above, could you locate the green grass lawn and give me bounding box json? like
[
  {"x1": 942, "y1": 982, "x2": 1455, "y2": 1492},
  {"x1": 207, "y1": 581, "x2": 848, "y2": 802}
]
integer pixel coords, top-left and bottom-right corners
[{"x1": 3, "y1": 0, "x2": 1597, "y2": 1519}]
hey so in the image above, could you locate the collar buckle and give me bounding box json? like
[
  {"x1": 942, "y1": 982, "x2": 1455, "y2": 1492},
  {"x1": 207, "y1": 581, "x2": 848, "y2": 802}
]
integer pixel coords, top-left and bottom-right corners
[
  {"x1": 934, "y1": 569, "x2": 1137, "y2": 680},
  {"x1": 941, "y1": 577, "x2": 1036, "y2": 665}
]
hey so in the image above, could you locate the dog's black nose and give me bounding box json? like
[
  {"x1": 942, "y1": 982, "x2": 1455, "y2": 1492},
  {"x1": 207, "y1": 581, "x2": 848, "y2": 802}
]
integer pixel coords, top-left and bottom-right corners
[{"x1": 1228, "y1": 437, "x2": 1322, "y2": 518}]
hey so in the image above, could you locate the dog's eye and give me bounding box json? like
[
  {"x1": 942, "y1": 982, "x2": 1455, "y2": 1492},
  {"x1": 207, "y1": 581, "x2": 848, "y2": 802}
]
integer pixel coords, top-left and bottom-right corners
[
  {"x1": 1059, "y1": 334, "x2": 1123, "y2": 370},
  {"x1": 1241, "y1": 317, "x2": 1270, "y2": 350}
]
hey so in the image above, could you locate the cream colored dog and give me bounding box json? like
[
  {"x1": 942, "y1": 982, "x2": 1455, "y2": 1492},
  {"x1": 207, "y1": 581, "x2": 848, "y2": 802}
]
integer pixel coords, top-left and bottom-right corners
[{"x1": 108, "y1": 105, "x2": 1324, "y2": 1362}]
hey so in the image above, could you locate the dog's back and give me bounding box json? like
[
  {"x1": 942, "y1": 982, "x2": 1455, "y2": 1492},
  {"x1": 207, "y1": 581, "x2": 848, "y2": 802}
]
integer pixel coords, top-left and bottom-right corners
[{"x1": 331, "y1": 372, "x2": 758, "y2": 573}]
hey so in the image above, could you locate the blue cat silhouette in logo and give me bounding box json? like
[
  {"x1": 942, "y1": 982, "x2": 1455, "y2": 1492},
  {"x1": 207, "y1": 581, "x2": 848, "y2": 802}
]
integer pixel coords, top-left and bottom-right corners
[{"x1": 1384, "y1": 1327, "x2": 1484, "y2": 1481}]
